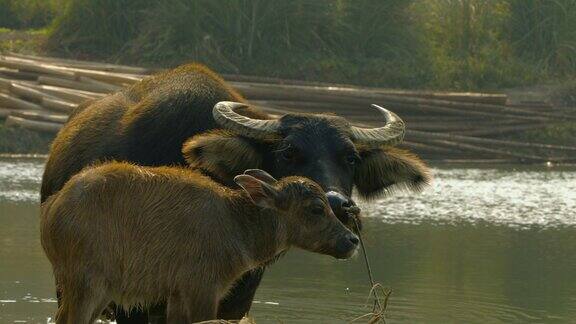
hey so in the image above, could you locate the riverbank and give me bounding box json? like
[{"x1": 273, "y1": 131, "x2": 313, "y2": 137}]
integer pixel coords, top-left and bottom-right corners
[
  {"x1": 0, "y1": 124, "x2": 52, "y2": 154},
  {"x1": 0, "y1": 54, "x2": 575, "y2": 163}
]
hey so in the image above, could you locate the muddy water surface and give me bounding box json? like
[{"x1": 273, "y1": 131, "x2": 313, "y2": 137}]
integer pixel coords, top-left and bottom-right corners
[{"x1": 1, "y1": 158, "x2": 575, "y2": 323}]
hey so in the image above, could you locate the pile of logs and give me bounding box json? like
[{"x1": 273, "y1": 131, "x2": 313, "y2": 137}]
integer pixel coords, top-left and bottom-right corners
[{"x1": 1, "y1": 53, "x2": 575, "y2": 163}]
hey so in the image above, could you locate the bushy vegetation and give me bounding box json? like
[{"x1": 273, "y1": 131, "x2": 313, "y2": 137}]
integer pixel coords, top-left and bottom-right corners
[
  {"x1": 4, "y1": 0, "x2": 576, "y2": 90},
  {"x1": 0, "y1": 0, "x2": 60, "y2": 29}
]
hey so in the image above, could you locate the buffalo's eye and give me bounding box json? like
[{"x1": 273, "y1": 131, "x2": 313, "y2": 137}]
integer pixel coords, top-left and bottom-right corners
[
  {"x1": 346, "y1": 154, "x2": 360, "y2": 166},
  {"x1": 280, "y1": 147, "x2": 298, "y2": 162},
  {"x1": 310, "y1": 204, "x2": 325, "y2": 216}
]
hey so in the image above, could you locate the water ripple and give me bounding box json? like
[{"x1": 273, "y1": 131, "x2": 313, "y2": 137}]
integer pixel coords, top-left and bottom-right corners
[
  {"x1": 360, "y1": 167, "x2": 576, "y2": 228},
  {"x1": 2, "y1": 159, "x2": 575, "y2": 229}
]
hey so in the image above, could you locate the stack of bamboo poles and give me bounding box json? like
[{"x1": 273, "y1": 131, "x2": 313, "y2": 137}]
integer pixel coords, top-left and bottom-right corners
[{"x1": 1, "y1": 53, "x2": 575, "y2": 163}]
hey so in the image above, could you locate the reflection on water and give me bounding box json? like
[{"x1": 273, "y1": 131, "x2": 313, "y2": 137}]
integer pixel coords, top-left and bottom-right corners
[
  {"x1": 361, "y1": 166, "x2": 576, "y2": 228},
  {"x1": 0, "y1": 158, "x2": 44, "y2": 203},
  {"x1": 0, "y1": 158, "x2": 575, "y2": 323}
]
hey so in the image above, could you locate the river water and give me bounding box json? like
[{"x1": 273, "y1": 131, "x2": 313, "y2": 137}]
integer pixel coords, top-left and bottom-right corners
[{"x1": 0, "y1": 157, "x2": 575, "y2": 323}]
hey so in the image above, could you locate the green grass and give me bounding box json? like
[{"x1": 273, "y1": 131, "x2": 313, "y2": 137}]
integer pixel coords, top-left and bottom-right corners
[{"x1": 0, "y1": 28, "x2": 48, "y2": 54}]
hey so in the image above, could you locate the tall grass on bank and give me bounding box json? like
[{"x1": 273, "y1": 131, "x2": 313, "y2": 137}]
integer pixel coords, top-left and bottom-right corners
[
  {"x1": 412, "y1": 0, "x2": 535, "y2": 89},
  {"x1": 47, "y1": 0, "x2": 431, "y2": 88},
  {"x1": 48, "y1": 0, "x2": 155, "y2": 58},
  {"x1": 508, "y1": 0, "x2": 576, "y2": 77},
  {"x1": 16, "y1": 0, "x2": 576, "y2": 90}
]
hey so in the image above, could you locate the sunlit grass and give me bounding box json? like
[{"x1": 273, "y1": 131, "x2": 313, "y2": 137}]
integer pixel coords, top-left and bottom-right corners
[{"x1": 0, "y1": 28, "x2": 49, "y2": 54}]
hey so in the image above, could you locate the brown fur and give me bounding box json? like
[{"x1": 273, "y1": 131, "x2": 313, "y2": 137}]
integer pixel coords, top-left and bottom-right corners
[
  {"x1": 182, "y1": 130, "x2": 264, "y2": 185},
  {"x1": 354, "y1": 146, "x2": 432, "y2": 199},
  {"x1": 41, "y1": 64, "x2": 268, "y2": 204},
  {"x1": 41, "y1": 163, "x2": 355, "y2": 323}
]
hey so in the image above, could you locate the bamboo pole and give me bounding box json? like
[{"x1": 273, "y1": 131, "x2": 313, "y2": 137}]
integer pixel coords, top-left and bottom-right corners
[
  {"x1": 5, "y1": 115, "x2": 63, "y2": 133},
  {"x1": 0, "y1": 107, "x2": 14, "y2": 118},
  {"x1": 42, "y1": 97, "x2": 77, "y2": 113},
  {"x1": 26, "y1": 84, "x2": 102, "y2": 103},
  {"x1": 2, "y1": 55, "x2": 143, "y2": 86},
  {"x1": 38, "y1": 75, "x2": 117, "y2": 94},
  {"x1": 388, "y1": 102, "x2": 547, "y2": 121},
  {"x1": 454, "y1": 123, "x2": 548, "y2": 137},
  {"x1": 402, "y1": 141, "x2": 462, "y2": 155},
  {"x1": 0, "y1": 56, "x2": 76, "y2": 79},
  {"x1": 407, "y1": 129, "x2": 576, "y2": 152},
  {"x1": 0, "y1": 67, "x2": 39, "y2": 80},
  {"x1": 71, "y1": 69, "x2": 143, "y2": 85},
  {"x1": 0, "y1": 93, "x2": 44, "y2": 111},
  {"x1": 8, "y1": 82, "x2": 60, "y2": 102},
  {"x1": 228, "y1": 74, "x2": 508, "y2": 104},
  {"x1": 423, "y1": 139, "x2": 557, "y2": 162},
  {"x1": 252, "y1": 99, "x2": 548, "y2": 126},
  {"x1": 0, "y1": 54, "x2": 507, "y2": 107},
  {"x1": 78, "y1": 76, "x2": 122, "y2": 92},
  {"x1": 38, "y1": 64, "x2": 146, "y2": 84},
  {"x1": 240, "y1": 82, "x2": 574, "y2": 120},
  {"x1": 248, "y1": 91, "x2": 548, "y2": 121},
  {"x1": 5, "y1": 53, "x2": 155, "y2": 74},
  {"x1": 0, "y1": 77, "x2": 11, "y2": 89},
  {"x1": 10, "y1": 110, "x2": 68, "y2": 124}
]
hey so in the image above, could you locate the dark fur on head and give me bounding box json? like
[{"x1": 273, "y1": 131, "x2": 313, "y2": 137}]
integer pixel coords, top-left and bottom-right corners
[{"x1": 183, "y1": 115, "x2": 432, "y2": 200}]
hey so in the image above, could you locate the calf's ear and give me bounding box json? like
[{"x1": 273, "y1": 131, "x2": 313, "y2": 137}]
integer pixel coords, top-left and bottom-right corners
[
  {"x1": 234, "y1": 175, "x2": 278, "y2": 209},
  {"x1": 182, "y1": 130, "x2": 263, "y2": 183},
  {"x1": 354, "y1": 146, "x2": 432, "y2": 199},
  {"x1": 243, "y1": 169, "x2": 278, "y2": 184}
]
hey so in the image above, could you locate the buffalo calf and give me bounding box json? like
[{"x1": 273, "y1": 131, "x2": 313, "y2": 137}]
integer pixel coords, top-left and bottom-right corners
[{"x1": 40, "y1": 163, "x2": 358, "y2": 323}]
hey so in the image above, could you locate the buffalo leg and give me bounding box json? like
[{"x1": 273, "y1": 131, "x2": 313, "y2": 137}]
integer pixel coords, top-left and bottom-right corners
[
  {"x1": 119, "y1": 268, "x2": 265, "y2": 322},
  {"x1": 167, "y1": 290, "x2": 218, "y2": 323},
  {"x1": 166, "y1": 293, "x2": 187, "y2": 324},
  {"x1": 58, "y1": 280, "x2": 105, "y2": 324},
  {"x1": 217, "y1": 267, "x2": 265, "y2": 320},
  {"x1": 115, "y1": 307, "x2": 149, "y2": 324}
]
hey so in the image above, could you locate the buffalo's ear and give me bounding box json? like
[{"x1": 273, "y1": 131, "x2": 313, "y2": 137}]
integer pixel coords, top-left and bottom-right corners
[
  {"x1": 182, "y1": 130, "x2": 263, "y2": 183},
  {"x1": 354, "y1": 146, "x2": 432, "y2": 199},
  {"x1": 234, "y1": 175, "x2": 278, "y2": 209}
]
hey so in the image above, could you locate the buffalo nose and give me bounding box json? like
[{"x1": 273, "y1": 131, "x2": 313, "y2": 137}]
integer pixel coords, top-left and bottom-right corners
[
  {"x1": 348, "y1": 233, "x2": 360, "y2": 245},
  {"x1": 327, "y1": 191, "x2": 352, "y2": 209},
  {"x1": 326, "y1": 191, "x2": 360, "y2": 219}
]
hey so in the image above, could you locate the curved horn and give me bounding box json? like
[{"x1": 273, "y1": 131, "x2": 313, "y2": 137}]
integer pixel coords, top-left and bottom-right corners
[
  {"x1": 213, "y1": 101, "x2": 280, "y2": 139},
  {"x1": 350, "y1": 104, "x2": 405, "y2": 146}
]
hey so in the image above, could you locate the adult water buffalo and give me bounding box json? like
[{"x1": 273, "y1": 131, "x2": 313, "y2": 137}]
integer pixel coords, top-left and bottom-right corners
[{"x1": 41, "y1": 64, "x2": 431, "y2": 323}]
